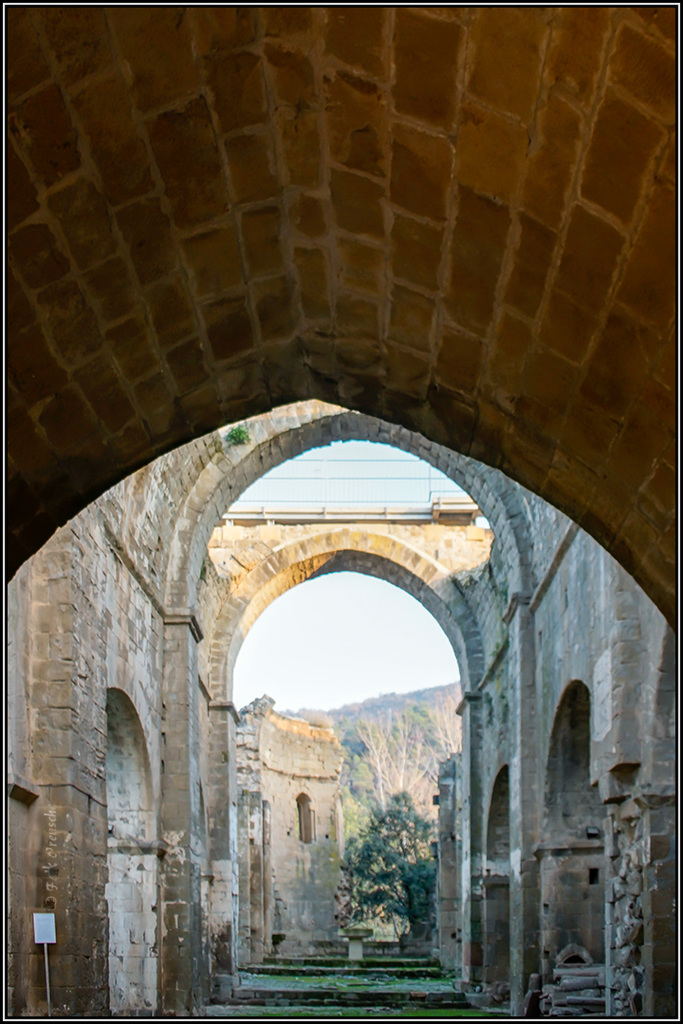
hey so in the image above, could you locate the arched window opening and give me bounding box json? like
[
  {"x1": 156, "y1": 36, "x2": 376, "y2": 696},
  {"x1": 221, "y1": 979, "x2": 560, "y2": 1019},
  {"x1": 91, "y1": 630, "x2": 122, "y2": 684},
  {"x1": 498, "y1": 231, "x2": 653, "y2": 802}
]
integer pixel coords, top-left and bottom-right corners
[{"x1": 296, "y1": 793, "x2": 315, "y2": 844}]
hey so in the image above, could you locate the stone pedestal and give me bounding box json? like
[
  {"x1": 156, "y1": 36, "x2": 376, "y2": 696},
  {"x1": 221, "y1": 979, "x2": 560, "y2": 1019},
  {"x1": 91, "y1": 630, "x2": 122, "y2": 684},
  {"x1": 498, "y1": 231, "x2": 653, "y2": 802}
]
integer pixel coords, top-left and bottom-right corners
[{"x1": 342, "y1": 928, "x2": 373, "y2": 961}]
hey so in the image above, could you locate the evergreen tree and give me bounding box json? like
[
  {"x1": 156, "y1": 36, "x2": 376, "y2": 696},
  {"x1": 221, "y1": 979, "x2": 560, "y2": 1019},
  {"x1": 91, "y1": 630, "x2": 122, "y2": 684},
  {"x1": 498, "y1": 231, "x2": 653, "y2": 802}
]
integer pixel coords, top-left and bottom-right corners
[{"x1": 345, "y1": 792, "x2": 435, "y2": 938}]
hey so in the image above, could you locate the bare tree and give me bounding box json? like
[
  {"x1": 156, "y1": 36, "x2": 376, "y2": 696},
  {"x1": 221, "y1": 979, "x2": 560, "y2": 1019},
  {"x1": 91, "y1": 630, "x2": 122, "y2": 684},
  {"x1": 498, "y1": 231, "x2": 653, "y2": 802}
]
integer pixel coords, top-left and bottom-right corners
[
  {"x1": 353, "y1": 686, "x2": 463, "y2": 819},
  {"x1": 356, "y1": 711, "x2": 435, "y2": 815},
  {"x1": 430, "y1": 685, "x2": 463, "y2": 761}
]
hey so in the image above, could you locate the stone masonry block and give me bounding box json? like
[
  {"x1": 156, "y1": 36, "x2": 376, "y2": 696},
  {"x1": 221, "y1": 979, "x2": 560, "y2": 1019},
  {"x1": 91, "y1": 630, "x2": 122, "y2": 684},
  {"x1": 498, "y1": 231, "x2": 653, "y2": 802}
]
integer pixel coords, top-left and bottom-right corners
[
  {"x1": 290, "y1": 192, "x2": 327, "y2": 240},
  {"x1": 468, "y1": 8, "x2": 546, "y2": 123},
  {"x1": 504, "y1": 213, "x2": 557, "y2": 319},
  {"x1": 391, "y1": 213, "x2": 443, "y2": 292},
  {"x1": 83, "y1": 258, "x2": 138, "y2": 324},
  {"x1": 266, "y1": 45, "x2": 316, "y2": 110},
  {"x1": 206, "y1": 50, "x2": 267, "y2": 134},
  {"x1": 108, "y1": 7, "x2": 199, "y2": 112},
  {"x1": 447, "y1": 187, "x2": 511, "y2": 332},
  {"x1": 325, "y1": 70, "x2": 388, "y2": 179},
  {"x1": 106, "y1": 316, "x2": 161, "y2": 384},
  {"x1": 182, "y1": 225, "x2": 243, "y2": 300},
  {"x1": 225, "y1": 132, "x2": 278, "y2": 206},
  {"x1": 388, "y1": 285, "x2": 434, "y2": 352},
  {"x1": 279, "y1": 107, "x2": 322, "y2": 189},
  {"x1": 520, "y1": 92, "x2": 582, "y2": 230},
  {"x1": 38, "y1": 7, "x2": 112, "y2": 86},
  {"x1": 325, "y1": 8, "x2": 386, "y2": 79},
  {"x1": 554, "y1": 205, "x2": 624, "y2": 313},
  {"x1": 6, "y1": 8, "x2": 51, "y2": 101},
  {"x1": 7, "y1": 140, "x2": 39, "y2": 230},
  {"x1": 116, "y1": 199, "x2": 178, "y2": 286},
  {"x1": 617, "y1": 185, "x2": 675, "y2": 328},
  {"x1": 390, "y1": 125, "x2": 452, "y2": 222},
  {"x1": 146, "y1": 275, "x2": 197, "y2": 351},
  {"x1": 147, "y1": 96, "x2": 229, "y2": 229},
  {"x1": 394, "y1": 10, "x2": 462, "y2": 129},
  {"x1": 609, "y1": 24, "x2": 675, "y2": 125},
  {"x1": 72, "y1": 72, "x2": 154, "y2": 207},
  {"x1": 9, "y1": 222, "x2": 70, "y2": 290},
  {"x1": 543, "y1": 7, "x2": 610, "y2": 106},
  {"x1": 581, "y1": 91, "x2": 662, "y2": 225},
  {"x1": 241, "y1": 207, "x2": 284, "y2": 278},
  {"x1": 47, "y1": 177, "x2": 118, "y2": 271},
  {"x1": 9, "y1": 83, "x2": 80, "y2": 187},
  {"x1": 330, "y1": 167, "x2": 385, "y2": 238},
  {"x1": 456, "y1": 101, "x2": 528, "y2": 204},
  {"x1": 201, "y1": 295, "x2": 254, "y2": 363}
]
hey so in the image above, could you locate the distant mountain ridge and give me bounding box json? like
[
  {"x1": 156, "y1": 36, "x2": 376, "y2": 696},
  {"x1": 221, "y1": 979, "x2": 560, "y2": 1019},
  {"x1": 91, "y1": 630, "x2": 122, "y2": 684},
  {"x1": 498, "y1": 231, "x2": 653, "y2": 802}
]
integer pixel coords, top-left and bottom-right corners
[{"x1": 288, "y1": 681, "x2": 461, "y2": 726}]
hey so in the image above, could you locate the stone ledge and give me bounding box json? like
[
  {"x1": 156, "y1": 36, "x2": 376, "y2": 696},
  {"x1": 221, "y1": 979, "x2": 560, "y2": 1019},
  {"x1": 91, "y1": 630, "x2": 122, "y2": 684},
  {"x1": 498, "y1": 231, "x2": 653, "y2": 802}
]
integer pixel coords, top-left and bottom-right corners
[{"x1": 8, "y1": 772, "x2": 40, "y2": 805}]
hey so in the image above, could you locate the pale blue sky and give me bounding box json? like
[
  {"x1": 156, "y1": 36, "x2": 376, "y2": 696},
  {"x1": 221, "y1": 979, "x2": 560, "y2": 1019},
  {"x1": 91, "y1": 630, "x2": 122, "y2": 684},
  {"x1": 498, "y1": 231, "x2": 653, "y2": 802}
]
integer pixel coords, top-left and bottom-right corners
[
  {"x1": 230, "y1": 441, "x2": 466, "y2": 713},
  {"x1": 232, "y1": 572, "x2": 460, "y2": 713}
]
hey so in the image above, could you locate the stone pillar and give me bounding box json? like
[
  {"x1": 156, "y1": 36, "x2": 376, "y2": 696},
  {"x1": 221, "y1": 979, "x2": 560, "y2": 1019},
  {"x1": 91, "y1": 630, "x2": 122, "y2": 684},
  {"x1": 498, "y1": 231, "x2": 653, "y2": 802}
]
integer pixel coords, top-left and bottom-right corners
[
  {"x1": 506, "y1": 598, "x2": 540, "y2": 1015},
  {"x1": 207, "y1": 700, "x2": 240, "y2": 988},
  {"x1": 248, "y1": 791, "x2": 265, "y2": 964},
  {"x1": 237, "y1": 790, "x2": 252, "y2": 969},
  {"x1": 457, "y1": 691, "x2": 483, "y2": 983},
  {"x1": 159, "y1": 615, "x2": 203, "y2": 1014},
  {"x1": 262, "y1": 800, "x2": 273, "y2": 957},
  {"x1": 437, "y1": 755, "x2": 459, "y2": 970},
  {"x1": 12, "y1": 536, "x2": 109, "y2": 1016},
  {"x1": 641, "y1": 798, "x2": 675, "y2": 1017}
]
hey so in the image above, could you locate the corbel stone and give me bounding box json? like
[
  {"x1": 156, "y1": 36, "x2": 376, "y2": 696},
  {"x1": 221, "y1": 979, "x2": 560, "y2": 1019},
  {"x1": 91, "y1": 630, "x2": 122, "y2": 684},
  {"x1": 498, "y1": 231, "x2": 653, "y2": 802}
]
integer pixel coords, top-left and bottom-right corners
[
  {"x1": 108, "y1": 837, "x2": 170, "y2": 858},
  {"x1": 502, "y1": 591, "x2": 532, "y2": 625},
  {"x1": 456, "y1": 691, "x2": 482, "y2": 716},
  {"x1": 164, "y1": 611, "x2": 204, "y2": 642},
  {"x1": 209, "y1": 700, "x2": 241, "y2": 724},
  {"x1": 8, "y1": 772, "x2": 39, "y2": 805}
]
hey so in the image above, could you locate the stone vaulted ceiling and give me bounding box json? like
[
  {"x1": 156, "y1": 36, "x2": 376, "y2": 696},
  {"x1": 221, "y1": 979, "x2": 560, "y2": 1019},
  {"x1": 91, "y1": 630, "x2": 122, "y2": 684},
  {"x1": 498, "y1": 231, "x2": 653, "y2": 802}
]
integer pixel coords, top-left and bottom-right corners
[{"x1": 6, "y1": 7, "x2": 676, "y2": 623}]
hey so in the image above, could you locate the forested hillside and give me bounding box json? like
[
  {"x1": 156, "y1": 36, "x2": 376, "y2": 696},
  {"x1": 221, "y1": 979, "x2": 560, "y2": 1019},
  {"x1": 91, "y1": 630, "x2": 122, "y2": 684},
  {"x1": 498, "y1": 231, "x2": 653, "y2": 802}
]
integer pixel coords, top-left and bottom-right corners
[{"x1": 291, "y1": 682, "x2": 462, "y2": 839}]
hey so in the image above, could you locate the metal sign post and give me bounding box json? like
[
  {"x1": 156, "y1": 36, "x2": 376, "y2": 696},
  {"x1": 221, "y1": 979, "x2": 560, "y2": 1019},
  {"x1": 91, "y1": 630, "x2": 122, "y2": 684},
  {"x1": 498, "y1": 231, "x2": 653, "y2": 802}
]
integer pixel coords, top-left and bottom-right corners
[{"x1": 33, "y1": 913, "x2": 56, "y2": 1017}]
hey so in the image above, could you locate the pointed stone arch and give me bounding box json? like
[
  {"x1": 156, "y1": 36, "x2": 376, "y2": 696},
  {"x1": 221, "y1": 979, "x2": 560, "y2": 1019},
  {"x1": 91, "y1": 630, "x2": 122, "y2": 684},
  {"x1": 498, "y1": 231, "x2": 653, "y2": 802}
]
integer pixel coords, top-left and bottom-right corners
[{"x1": 202, "y1": 527, "x2": 484, "y2": 705}]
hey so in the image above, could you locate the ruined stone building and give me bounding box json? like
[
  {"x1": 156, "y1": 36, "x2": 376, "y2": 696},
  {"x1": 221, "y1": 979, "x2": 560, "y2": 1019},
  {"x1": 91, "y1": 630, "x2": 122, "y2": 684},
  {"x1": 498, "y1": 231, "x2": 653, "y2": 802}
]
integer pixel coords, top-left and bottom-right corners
[
  {"x1": 235, "y1": 695, "x2": 345, "y2": 969},
  {"x1": 6, "y1": 7, "x2": 676, "y2": 1020}
]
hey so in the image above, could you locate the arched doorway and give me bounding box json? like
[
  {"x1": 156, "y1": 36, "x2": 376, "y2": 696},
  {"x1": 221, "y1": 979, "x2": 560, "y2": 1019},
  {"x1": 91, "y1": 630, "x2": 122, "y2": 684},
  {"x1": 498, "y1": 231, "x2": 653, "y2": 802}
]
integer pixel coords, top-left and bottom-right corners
[
  {"x1": 105, "y1": 688, "x2": 157, "y2": 1014},
  {"x1": 483, "y1": 766, "x2": 510, "y2": 987},
  {"x1": 539, "y1": 681, "x2": 605, "y2": 980}
]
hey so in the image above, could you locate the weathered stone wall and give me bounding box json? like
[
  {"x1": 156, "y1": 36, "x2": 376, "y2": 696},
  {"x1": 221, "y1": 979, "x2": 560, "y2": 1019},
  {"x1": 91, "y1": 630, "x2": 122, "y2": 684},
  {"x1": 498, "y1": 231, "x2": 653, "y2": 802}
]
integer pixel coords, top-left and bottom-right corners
[
  {"x1": 236, "y1": 698, "x2": 344, "y2": 963},
  {"x1": 6, "y1": 400, "x2": 675, "y2": 1018},
  {"x1": 448, "y1": 497, "x2": 675, "y2": 1016}
]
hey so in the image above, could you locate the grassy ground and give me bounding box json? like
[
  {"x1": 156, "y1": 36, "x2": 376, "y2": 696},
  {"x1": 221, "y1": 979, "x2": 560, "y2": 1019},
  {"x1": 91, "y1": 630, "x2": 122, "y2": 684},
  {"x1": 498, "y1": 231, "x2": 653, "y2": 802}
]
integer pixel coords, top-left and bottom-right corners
[{"x1": 206, "y1": 1007, "x2": 501, "y2": 1018}]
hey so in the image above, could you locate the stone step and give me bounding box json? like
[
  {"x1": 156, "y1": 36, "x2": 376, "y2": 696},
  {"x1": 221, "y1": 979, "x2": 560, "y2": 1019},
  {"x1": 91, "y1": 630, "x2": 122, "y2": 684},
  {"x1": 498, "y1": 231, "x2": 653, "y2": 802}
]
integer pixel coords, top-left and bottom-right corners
[
  {"x1": 247, "y1": 963, "x2": 444, "y2": 978},
  {"x1": 261, "y1": 955, "x2": 440, "y2": 968},
  {"x1": 224, "y1": 988, "x2": 469, "y2": 1008},
  {"x1": 224, "y1": 997, "x2": 471, "y2": 1009}
]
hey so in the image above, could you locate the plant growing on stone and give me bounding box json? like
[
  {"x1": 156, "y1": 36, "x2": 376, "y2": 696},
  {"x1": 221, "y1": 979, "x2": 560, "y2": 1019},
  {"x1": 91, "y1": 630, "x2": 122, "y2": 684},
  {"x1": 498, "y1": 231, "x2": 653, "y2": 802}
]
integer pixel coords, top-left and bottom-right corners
[
  {"x1": 224, "y1": 424, "x2": 251, "y2": 446},
  {"x1": 345, "y1": 792, "x2": 436, "y2": 940}
]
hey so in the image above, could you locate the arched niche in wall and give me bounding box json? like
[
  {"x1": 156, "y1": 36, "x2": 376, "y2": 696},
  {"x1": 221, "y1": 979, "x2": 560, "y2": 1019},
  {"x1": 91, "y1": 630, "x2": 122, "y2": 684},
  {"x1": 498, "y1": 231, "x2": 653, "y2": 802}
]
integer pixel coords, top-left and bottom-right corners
[
  {"x1": 105, "y1": 687, "x2": 158, "y2": 1014},
  {"x1": 484, "y1": 766, "x2": 510, "y2": 987},
  {"x1": 539, "y1": 681, "x2": 605, "y2": 977}
]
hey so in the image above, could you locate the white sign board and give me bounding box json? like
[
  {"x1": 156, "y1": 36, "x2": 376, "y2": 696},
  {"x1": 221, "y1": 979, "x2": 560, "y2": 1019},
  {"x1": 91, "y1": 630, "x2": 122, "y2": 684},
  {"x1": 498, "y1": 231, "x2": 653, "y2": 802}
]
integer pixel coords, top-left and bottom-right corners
[{"x1": 33, "y1": 913, "x2": 56, "y2": 944}]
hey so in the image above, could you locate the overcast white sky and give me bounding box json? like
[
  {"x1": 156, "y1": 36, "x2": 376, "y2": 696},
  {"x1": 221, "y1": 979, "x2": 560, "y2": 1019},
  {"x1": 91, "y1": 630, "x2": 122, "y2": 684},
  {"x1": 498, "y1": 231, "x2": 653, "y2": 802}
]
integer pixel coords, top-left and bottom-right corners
[{"x1": 231, "y1": 441, "x2": 464, "y2": 714}]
